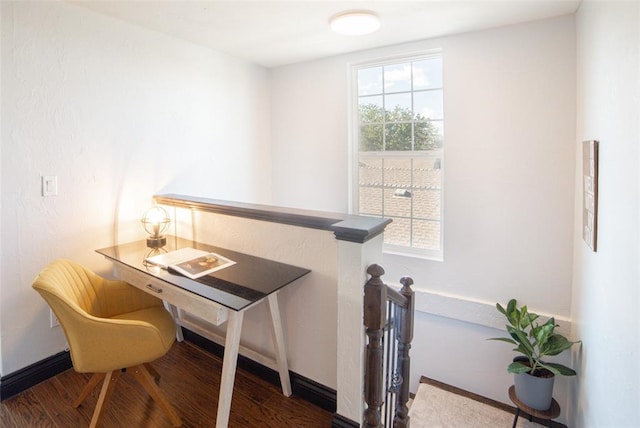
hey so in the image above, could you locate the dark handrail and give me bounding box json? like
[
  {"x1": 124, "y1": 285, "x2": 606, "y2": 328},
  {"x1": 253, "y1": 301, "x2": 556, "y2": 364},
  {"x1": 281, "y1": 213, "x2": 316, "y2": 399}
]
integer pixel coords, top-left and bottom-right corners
[
  {"x1": 386, "y1": 287, "x2": 408, "y2": 308},
  {"x1": 154, "y1": 193, "x2": 392, "y2": 243},
  {"x1": 363, "y1": 264, "x2": 415, "y2": 428}
]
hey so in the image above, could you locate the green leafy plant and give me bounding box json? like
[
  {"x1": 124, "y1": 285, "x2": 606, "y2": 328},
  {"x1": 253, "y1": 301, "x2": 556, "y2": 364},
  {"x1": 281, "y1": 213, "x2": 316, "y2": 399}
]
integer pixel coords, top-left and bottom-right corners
[{"x1": 490, "y1": 299, "x2": 580, "y2": 377}]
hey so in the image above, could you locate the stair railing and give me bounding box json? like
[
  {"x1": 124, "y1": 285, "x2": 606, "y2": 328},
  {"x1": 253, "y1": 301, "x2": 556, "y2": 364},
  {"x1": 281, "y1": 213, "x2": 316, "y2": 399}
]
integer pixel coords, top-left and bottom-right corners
[{"x1": 363, "y1": 264, "x2": 415, "y2": 428}]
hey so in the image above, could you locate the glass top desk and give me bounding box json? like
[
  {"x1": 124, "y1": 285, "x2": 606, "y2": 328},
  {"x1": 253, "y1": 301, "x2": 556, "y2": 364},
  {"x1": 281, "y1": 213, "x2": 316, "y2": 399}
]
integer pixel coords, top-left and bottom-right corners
[{"x1": 96, "y1": 236, "x2": 311, "y2": 428}]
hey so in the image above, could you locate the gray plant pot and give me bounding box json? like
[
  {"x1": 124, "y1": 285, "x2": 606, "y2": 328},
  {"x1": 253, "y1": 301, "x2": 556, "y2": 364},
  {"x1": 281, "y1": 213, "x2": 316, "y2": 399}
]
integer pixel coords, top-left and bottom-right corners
[{"x1": 514, "y1": 370, "x2": 555, "y2": 411}]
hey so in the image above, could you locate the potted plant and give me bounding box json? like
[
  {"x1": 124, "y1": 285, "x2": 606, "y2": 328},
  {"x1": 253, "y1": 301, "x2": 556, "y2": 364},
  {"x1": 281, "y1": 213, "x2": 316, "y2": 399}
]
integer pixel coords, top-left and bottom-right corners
[{"x1": 489, "y1": 299, "x2": 580, "y2": 411}]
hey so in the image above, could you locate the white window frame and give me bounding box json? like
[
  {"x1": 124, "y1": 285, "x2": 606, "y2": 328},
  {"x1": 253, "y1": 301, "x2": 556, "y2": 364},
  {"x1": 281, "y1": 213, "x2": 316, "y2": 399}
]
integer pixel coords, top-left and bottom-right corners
[{"x1": 349, "y1": 51, "x2": 444, "y2": 261}]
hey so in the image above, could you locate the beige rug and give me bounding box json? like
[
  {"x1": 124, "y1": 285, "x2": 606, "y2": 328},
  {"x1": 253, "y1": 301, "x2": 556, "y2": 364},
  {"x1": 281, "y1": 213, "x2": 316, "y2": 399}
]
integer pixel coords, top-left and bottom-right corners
[{"x1": 408, "y1": 381, "x2": 545, "y2": 428}]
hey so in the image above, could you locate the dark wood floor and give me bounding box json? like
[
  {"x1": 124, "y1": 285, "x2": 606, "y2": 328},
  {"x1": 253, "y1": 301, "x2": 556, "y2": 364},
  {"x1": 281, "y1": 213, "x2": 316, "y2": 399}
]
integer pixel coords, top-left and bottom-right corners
[{"x1": 0, "y1": 341, "x2": 333, "y2": 427}]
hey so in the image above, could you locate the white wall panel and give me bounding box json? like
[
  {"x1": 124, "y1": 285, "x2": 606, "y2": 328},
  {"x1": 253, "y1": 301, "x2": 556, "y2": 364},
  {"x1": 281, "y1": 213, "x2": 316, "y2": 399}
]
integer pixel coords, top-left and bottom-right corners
[
  {"x1": 270, "y1": 15, "x2": 577, "y2": 423},
  {"x1": 572, "y1": 2, "x2": 640, "y2": 426},
  {"x1": 0, "y1": 0, "x2": 271, "y2": 374}
]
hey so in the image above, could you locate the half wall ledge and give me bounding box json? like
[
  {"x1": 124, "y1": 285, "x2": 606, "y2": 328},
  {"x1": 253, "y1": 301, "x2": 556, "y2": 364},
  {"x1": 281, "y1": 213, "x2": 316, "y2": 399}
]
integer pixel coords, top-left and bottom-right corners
[{"x1": 154, "y1": 194, "x2": 392, "y2": 244}]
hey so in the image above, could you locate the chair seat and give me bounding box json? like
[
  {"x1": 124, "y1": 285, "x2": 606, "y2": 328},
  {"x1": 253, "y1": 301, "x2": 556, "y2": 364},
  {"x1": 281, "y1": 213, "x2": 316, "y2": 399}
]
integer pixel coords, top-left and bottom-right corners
[{"x1": 110, "y1": 306, "x2": 176, "y2": 352}]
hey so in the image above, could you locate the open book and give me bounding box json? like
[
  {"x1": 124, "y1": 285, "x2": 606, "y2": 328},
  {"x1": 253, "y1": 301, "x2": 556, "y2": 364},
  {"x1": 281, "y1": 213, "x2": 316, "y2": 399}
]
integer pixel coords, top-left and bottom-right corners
[{"x1": 144, "y1": 247, "x2": 236, "y2": 279}]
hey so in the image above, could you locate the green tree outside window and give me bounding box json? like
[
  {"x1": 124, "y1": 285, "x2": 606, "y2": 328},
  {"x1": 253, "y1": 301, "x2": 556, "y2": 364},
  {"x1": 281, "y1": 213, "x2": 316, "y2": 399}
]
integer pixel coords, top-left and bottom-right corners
[{"x1": 359, "y1": 104, "x2": 441, "y2": 152}]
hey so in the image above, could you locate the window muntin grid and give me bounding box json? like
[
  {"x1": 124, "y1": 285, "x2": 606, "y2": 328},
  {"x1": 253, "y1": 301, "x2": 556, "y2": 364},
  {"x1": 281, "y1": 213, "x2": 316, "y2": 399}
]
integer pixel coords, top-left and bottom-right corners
[{"x1": 355, "y1": 54, "x2": 443, "y2": 259}]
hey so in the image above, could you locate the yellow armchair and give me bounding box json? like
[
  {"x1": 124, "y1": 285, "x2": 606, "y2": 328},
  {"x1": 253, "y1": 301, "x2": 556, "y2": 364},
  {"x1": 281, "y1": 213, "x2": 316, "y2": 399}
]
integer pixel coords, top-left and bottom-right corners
[{"x1": 32, "y1": 259, "x2": 182, "y2": 427}]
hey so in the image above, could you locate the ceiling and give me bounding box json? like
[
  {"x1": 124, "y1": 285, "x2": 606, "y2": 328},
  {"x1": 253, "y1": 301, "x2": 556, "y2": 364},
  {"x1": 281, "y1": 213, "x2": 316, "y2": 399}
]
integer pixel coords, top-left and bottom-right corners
[{"x1": 69, "y1": 0, "x2": 581, "y2": 68}]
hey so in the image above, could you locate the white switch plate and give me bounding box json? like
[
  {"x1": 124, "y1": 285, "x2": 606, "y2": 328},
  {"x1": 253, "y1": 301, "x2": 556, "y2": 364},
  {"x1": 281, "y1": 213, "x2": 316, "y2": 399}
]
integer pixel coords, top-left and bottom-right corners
[
  {"x1": 41, "y1": 176, "x2": 58, "y2": 196},
  {"x1": 50, "y1": 309, "x2": 60, "y2": 328}
]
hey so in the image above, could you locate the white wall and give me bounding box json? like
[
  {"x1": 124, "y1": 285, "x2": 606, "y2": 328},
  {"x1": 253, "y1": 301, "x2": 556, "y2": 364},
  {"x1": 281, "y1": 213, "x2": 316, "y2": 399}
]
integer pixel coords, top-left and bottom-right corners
[
  {"x1": 9, "y1": 3, "x2": 637, "y2": 425},
  {"x1": 187, "y1": 209, "x2": 339, "y2": 389},
  {"x1": 271, "y1": 15, "x2": 577, "y2": 421},
  {"x1": 0, "y1": 0, "x2": 4, "y2": 372},
  {"x1": 0, "y1": 0, "x2": 271, "y2": 375},
  {"x1": 572, "y1": 2, "x2": 640, "y2": 426},
  {"x1": 270, "y1": 56, "x2": 350, "y2": 213}
]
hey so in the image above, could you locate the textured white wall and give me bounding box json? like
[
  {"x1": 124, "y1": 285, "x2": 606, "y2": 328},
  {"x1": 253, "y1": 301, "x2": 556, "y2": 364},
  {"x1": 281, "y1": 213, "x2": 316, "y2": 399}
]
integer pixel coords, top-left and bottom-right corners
[
  {"x1": 9, "y1": 4, "x2": 636, "y2": 426},
  {"x1": 188, "y1": 210, "x2": 339, "y2": 389},
  {"x1": 272, "y1": 13, "x2": 576, "y2": 316},
  {"x1": 335, "y1": 235, "x2": 384, "y2": 422},
  {"x1": 572, "y1": 2, "x2": 640, "y2": 426},
  {"x1": 270, "y1": 15, "x2": 577, "y2": 422},
  {"x1": 270, "y1": 56, "x2": 351, "y2": 213},
  {"x1": 0, "y1": 1, "x2": 271, "y2": 375}
]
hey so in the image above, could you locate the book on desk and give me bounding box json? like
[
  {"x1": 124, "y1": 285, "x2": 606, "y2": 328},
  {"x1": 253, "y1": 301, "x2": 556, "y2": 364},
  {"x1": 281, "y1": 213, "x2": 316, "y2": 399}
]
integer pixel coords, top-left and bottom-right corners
[{"x1": 145, "y1": 247, "x2": 236, "y2": 279}]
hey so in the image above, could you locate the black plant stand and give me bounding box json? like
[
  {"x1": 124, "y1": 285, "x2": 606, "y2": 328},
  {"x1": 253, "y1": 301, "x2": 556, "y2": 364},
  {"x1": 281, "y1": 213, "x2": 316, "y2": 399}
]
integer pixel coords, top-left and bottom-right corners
[{"x1": 509, "y1": 385, "x2": 560, "y2": 428}]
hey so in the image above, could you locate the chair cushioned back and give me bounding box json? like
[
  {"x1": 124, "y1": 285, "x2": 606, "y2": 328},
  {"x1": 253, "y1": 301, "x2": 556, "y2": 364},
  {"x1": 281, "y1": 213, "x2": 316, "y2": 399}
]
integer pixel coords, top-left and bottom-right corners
[{"x1": 33, "y1": 259, "x2": 176, "y2": 373}]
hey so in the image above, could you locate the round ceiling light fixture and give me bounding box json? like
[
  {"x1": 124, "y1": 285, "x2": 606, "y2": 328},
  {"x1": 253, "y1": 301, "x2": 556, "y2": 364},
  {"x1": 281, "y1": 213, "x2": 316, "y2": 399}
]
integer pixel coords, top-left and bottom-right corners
[{"x1": 329, "y1": 10, "x2": 381, "y2": 36}]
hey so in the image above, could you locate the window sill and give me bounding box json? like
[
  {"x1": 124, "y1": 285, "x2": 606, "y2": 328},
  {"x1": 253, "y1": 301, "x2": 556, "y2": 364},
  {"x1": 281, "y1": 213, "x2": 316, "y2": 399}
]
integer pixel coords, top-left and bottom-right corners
[{"x1": 383, "y1": 246, "x2": 443, "y2": 262}]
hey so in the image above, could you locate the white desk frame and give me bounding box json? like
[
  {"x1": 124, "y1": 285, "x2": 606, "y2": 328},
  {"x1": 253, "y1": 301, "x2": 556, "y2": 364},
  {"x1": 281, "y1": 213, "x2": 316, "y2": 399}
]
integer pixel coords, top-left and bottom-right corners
[{"x1": 109, "y1": 262, "x2": 292, "y2": 428}]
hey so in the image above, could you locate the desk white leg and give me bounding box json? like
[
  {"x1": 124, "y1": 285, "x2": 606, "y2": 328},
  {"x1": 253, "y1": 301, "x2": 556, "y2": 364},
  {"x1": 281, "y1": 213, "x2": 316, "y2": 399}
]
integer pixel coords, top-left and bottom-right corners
[
  {"x1": 216, "y1": 311, "x2": 244, "y2": 428},
  {"x1": 267, "y1": 293, "x2": 292, "y2": 397},
  {"x1": 167, "y1": 304, "x2": 184, "y2": 342}
]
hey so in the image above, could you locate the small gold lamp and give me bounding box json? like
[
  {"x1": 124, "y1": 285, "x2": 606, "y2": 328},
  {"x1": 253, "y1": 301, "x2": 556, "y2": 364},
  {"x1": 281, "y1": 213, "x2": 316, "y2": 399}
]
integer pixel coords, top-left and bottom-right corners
[{"x1": 141, "y1": 205, "x2": 170, "y2": 248}]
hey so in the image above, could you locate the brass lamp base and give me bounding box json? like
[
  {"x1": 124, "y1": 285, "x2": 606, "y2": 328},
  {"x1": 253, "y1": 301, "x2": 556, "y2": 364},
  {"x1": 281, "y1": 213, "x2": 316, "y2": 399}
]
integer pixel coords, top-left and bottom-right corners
[{"x1": 146, "y1": 236, "x2": 167, "y2": 248}]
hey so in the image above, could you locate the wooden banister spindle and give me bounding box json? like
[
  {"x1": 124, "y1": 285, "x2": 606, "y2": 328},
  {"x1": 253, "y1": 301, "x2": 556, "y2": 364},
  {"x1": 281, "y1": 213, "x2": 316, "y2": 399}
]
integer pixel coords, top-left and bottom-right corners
[
  {"x1": 394, "y1": 276, "x2": 414, "y2": 428},
  {"x1": 363, "y1": 264, "x2": 387, "y2": 428}
]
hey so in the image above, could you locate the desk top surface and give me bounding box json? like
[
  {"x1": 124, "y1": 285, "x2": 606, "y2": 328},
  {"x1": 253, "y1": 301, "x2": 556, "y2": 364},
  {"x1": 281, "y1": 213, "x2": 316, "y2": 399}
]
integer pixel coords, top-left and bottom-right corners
[{"x1": 96, "y1": 236, "x2": 311, "y2": 311}]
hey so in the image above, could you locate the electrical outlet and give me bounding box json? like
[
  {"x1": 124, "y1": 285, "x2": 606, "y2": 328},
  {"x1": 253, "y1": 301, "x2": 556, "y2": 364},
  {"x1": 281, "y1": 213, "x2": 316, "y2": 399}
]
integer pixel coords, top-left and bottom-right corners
[{"x1": 50, "y1": 309, "x2": 60, "y2": 328}]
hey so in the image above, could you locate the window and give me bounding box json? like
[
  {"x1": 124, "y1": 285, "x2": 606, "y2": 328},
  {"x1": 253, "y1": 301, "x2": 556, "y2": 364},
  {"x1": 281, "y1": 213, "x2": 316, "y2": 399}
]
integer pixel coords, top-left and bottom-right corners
[{"x1": 353, "y1": 53, "x2": 444, "y2": 259}]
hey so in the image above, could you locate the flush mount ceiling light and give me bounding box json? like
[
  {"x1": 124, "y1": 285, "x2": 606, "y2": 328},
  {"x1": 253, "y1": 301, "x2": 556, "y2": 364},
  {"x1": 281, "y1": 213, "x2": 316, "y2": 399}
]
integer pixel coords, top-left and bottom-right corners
[{"x1": 330, "y1": 10, "x2": 381, "y2": 36}]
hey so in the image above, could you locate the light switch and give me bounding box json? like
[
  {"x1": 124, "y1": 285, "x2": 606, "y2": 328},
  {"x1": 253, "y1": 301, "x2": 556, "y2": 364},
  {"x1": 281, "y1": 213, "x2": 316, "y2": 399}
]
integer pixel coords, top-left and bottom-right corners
[{"x1": 42, "y1": 176, "x2": 58, "y2": 196}]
